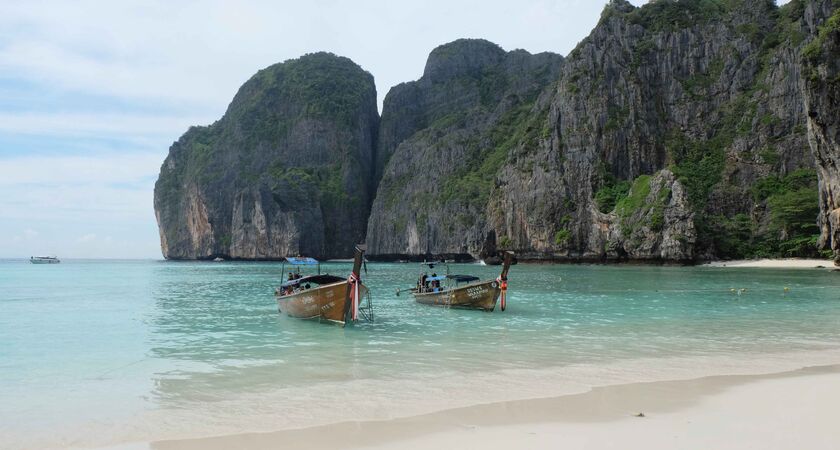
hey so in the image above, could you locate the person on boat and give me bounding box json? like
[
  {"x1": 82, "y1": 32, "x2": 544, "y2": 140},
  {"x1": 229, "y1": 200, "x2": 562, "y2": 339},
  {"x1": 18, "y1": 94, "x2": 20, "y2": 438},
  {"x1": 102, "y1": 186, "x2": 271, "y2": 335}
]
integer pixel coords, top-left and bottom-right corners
[
  {"x1": 431, "y1": 273, "x2": 440, "y2": 291},
  {"x1": 420, "y1": 274, "x2": 428, "y2": 293}
]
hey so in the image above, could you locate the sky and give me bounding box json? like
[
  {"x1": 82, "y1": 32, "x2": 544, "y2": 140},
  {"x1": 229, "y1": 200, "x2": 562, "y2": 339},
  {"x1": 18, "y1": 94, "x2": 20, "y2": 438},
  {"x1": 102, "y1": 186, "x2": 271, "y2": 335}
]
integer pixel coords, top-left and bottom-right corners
[{"x1": 0, "y1": 0, "x2": 789, "y2": 259}]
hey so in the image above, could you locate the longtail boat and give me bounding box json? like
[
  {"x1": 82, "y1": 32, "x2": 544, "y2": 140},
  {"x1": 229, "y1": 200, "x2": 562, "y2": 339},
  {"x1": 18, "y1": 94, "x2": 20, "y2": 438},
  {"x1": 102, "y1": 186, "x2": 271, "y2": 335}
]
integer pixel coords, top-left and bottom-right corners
[
  {"x1": 399, "y1": 252, "x2": 513, "y2": 311},
  {"x1": 274, "y1": 244, "x2": 371, "y2": 326}
]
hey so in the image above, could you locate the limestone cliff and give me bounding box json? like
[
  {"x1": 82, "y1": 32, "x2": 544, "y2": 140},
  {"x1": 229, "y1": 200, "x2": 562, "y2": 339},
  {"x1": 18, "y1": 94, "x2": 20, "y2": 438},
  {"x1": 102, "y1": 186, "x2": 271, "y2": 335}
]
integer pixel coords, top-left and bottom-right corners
[
  {"x1": 155, "y1": 1, "x2": 840, "y2": 263},
  {"x1": 154, "y1": 53, "x2": 378, "y2": 260},
  {"x1": 803, "y1": 0, "x2": 840, "y2": 262},
  {"x1": 368, "y1": 0, "x2": 832, "y2": 262},
  {"x1": 366, "y1": 39, "x2": 563, "y2": 259}
]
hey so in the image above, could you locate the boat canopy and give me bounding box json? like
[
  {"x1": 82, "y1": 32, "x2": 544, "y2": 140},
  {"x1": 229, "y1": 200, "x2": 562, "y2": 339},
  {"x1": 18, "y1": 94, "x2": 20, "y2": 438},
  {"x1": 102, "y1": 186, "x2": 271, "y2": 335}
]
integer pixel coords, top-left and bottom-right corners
[
  {"x1": 280, "y1": 274, "x2": 343, "y2": 288},
  {"x1": 285, "y1": 257, "x2": 319, "y2": 265},
  {"x1": 425, "y1": 275, "x2": 446, "y2": 282}
]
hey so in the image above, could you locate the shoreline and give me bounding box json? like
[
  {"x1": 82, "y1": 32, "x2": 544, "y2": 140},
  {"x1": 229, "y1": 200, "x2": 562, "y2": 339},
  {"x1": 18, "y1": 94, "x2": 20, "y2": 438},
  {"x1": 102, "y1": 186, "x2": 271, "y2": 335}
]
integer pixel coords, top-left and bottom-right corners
[
  {"x1": 149, "y1": 364, "x2": 840, "y2": 450},
  {"x1": 703, "y1": 258, "x2": 836, "y2": 269},
  {"x1": 92, "y1": 257, "x2": 839, "y2": 268},
  {"x1": 71, "y1": 348, "x2": 840, "y2": 450}
]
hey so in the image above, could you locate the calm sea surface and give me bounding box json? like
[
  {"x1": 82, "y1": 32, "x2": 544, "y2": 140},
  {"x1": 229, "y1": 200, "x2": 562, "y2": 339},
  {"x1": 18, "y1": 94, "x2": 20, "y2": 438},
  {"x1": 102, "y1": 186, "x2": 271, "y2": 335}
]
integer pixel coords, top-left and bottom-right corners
[{"x1": 1, "y1": 259, "x2": 840, "y2": 448}]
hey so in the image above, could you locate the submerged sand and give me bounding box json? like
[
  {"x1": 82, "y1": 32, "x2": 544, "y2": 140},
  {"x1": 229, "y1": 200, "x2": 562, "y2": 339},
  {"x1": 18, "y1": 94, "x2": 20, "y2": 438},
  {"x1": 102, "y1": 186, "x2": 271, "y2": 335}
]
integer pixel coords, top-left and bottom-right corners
[
  {"x1": 150, "y1": 365, "x2": 840, "y2": 450},
  {"x1": 704, "y1": 258, "x2": 836, "y2": 269}
]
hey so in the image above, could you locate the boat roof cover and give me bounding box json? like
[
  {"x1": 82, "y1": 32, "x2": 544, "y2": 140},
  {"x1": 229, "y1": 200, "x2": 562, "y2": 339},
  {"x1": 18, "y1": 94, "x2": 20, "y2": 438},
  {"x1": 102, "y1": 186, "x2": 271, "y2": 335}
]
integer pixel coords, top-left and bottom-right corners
[
  {"x1": 285, "y1": 257, "x2": 319, "y2": 265},
  {"x1": 425, "y1": 275, "x2": 446, "y2": 281},
  {"x1": 280, "y1": 274, "x2": 343, "y2": 288}
]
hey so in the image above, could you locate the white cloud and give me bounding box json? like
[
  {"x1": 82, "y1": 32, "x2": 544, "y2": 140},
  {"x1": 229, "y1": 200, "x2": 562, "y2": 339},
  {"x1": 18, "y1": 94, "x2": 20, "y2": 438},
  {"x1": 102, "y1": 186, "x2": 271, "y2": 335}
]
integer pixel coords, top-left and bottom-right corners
[
  {"x1": 0, "y1": 0, "x2": 794, "y2": 112},
  {"x1": 0, "y1": 153, "x2": 162, "y2": 186},
  {"x1": 0, "y1": 152, "x2": 161, "y2": 257},
  {"x1": 0, "y1": 112, "x2": 214, "y2": 140},
  {"x1": 9, "y1": 228, "x2": 39, "y2": 243},
  {"x1": 76, "y1": 233, "x2": 97, "y2": 243},
  {"x1": 3, "y1": 184, "x2": 154, "y2": 219},
  {"x1": 0, "y1": 0, "x2": 619, "y2": 111}
]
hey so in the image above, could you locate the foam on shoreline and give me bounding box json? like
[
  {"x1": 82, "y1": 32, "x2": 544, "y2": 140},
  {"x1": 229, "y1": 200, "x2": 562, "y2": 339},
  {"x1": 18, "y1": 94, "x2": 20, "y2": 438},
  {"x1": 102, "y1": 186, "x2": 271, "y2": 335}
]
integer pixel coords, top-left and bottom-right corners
[
  {"x1": 704, "y1": 258, "x2": 836, "y2": 269},
  {"x1": 27, "y1": 348, "x2": 840, "y2": 450},
  {"x1": 151, "y1": 364, "x2": 840, "y2": 450}
]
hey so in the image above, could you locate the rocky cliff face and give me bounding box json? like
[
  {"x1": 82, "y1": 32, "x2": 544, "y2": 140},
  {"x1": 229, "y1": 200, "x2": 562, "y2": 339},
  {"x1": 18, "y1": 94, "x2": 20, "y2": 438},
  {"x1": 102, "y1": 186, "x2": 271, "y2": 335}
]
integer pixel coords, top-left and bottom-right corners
[
  {"x1": 803, "y1": 1, "x2": 840, "y2": 262},
  {"x1": 368, "y1": 0, "x2": 834, "y2": 262},
  {"x1": 156, "y1": 1, "x2": 840, "y2": 263},
  {"x1": 495, "y1": 0, "x2": 818, "y2": 261},
  {"x1": 154, "y1": 53, "x2": 378, "y2": 260},
  {"x1": 366, "y1": 39, "x2": 563, "y2": 259}
]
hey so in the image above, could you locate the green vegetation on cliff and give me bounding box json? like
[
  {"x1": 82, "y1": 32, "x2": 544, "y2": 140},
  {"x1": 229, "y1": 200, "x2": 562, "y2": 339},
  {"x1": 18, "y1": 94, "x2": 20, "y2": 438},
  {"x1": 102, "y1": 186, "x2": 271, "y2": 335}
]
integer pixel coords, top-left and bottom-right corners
[
  {"x1": 439, "y1": 100, "x2": 543, "y2": 207},
  {"x1": 154, "y1": 52, "x2": 378, "y2": 260},
  {"x1": 576, "y1": 0, "x2": 827, "y2": 262},
  {"x1": 803, "y1": 7, "x2": 840, "y2": 62},
  {"x1": 233, "y1": 52, "x2": 373, "y2": 135},
  {"x1": 711, "y1": 169, "x2": 824, "y2": 258},
  {"x1": 595, "y1": 176, "x2": 631, "y2": 214},
  {"x1": 602, "y1": 0, "x2": 776, "y2": 32}
]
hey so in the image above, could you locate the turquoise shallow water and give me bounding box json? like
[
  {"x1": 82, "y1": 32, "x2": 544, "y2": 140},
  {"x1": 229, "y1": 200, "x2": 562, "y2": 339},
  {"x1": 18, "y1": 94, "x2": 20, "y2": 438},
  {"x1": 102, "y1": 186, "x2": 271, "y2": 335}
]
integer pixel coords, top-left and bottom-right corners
[{"x1": 1, "y1": 259, "x2": 840, "y2": 448}]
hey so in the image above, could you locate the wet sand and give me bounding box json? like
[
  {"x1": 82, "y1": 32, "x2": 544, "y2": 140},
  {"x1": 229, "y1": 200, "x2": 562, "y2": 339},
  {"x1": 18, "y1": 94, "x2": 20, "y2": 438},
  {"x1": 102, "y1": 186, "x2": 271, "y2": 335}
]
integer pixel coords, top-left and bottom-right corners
[{"x1": 149, "y1": 365, "x2": 840, "y2": 450}]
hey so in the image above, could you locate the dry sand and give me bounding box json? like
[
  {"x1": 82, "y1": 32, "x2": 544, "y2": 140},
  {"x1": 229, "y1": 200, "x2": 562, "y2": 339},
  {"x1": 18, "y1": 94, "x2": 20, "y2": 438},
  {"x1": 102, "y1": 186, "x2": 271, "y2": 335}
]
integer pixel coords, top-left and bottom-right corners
[
  {"x1": 149, "y1": 365, "x2": 840, "y2": 450},
  {"x1": 704, "y1": 258, "x2": 836, "y2": 269}
]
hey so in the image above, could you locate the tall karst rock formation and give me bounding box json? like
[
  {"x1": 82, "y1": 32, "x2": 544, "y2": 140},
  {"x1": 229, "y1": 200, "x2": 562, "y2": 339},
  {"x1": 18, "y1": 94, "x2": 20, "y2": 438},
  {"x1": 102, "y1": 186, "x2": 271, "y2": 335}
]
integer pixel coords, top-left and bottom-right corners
[
  {"x1": 155, "y1": 1, "x2": 840, "y2": 262},
  {"x1": 154, "y1": 53, "x2": 379, "y2": 260},
  {"x1": 367, "y1": 0, "x2": 838, "y2": 262},
  {"x1": 803, "y1": 0, "x2": 840, "y2": 262},
  {"x1": 367, "y1": 39, "x2": 564, "y2": 259}
]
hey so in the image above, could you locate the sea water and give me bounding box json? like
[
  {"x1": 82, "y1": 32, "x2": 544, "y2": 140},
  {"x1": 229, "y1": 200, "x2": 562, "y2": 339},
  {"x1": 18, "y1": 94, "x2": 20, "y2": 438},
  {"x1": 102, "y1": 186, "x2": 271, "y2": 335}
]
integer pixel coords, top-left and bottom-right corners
[{"x1": 1, "y1": 259, "x2": 839, "y2": 448}]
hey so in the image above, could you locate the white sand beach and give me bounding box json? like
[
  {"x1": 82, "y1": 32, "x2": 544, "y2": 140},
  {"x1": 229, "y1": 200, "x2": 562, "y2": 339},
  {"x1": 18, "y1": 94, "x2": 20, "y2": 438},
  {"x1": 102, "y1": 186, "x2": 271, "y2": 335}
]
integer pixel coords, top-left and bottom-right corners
[
  {"x1": 705, "y1": 258, "x2": 836, "y2": 269},
  {"x1": 150, "y1": 365, "x2": 840, "y2": 450}
]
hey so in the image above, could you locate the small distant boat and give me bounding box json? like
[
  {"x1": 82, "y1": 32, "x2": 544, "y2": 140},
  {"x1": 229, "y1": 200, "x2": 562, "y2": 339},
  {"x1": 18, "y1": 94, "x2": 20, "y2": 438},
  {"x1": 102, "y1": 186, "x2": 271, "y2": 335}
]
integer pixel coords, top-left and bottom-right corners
[
  {"x1": 30, "y1": 256, "x2": 60, "y2": 264},
  {"x1": 398, "y1": 252, "x2": 513, "y2": 311},
  {"x1": 274, "y1": 244, "x2": 371, "y2": 326},
  {"x1": 213, "y1": 257, "x2": 225, "y2": 262}
]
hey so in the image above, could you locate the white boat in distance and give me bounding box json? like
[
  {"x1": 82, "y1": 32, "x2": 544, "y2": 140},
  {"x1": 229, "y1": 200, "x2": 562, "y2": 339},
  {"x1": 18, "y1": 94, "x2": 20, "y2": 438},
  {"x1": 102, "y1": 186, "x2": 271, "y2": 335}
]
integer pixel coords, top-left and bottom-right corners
[{"x1": 30, "y1": 256, "x2": 60, "y2": 264}]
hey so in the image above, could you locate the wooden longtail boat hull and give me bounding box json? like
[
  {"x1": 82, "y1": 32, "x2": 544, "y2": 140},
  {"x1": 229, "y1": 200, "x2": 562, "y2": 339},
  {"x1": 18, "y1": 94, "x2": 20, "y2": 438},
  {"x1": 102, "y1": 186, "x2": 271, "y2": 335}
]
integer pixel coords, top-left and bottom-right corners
[
  {"x1": 276, "y1": 281, "x2": 369, "y2": 325},
  {"x1": 413, "y1": 280, "x2": 501, "y2": 311}
]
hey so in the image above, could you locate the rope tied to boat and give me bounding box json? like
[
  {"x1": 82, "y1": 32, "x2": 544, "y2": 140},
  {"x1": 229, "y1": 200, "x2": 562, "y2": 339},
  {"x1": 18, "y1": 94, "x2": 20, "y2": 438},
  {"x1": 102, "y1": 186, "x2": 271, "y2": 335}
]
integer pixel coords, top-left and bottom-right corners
[{"x1": 348, "y1": 272, "x2": 361, "y2": 321}]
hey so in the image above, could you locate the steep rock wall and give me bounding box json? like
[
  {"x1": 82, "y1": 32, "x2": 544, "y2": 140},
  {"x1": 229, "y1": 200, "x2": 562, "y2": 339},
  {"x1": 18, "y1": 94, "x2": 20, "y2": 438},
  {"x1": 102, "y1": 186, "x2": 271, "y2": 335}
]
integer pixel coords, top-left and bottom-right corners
[
  {"x1": 369, "y1": 1, "x2": 829, "y2": 262},
  {"x1": 154, "y1": 53, "x2": 378, "y2": 260},
  {"x1": 366, "y1": 39, "x2": 563, "y2": 259},
  {"x1": 803, "y1": 0, "x2": 840, "y2": 262}
]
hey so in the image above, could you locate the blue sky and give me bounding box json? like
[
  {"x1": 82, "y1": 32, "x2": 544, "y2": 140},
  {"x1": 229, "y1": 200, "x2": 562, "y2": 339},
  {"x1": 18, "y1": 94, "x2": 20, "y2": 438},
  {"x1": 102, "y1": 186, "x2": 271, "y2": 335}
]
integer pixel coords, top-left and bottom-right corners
[{"x1": 0, "y1": 0, "x2": 788, "y2": 258}]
